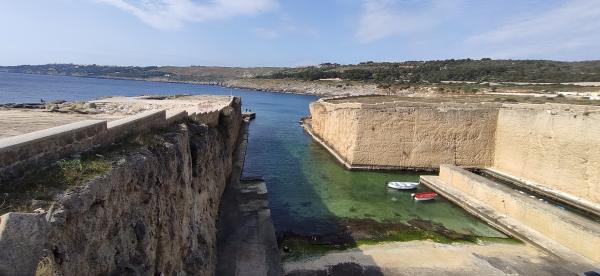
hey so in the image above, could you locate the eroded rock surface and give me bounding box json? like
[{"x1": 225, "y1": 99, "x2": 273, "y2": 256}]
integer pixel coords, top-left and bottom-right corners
[
  {"x1": 308, "y1": 98, "x2": 499, "y2": 169},
  {"x1": 0, "y1": 99, "x2": 241, "y2": 276}
]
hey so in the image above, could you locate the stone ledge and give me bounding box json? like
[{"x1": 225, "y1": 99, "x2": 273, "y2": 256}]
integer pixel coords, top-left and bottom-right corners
[
  {"x1": 0, "y1": 97, "x2": 241, "y2": 186},
  {"x1": 0, "y1": 120, "x2": 108, "y2": 182},
  {"x1": 420, "y1": 175, "x2": 598, "y2": 273},
  {"x1": 0, "y1": 120, "x2": 106, "y2": 154},
  {"x1": 484, "y1": 167, "x2": 600, "y2": 218},
  {"x1": 107, "y1": 109, "x2": 167, "y2": 135},
  {"x1": 430, "y1": 165, "x2": 600, "y2": 263},
  {"x1": 166, "y1": 110, "x2": 188, "y2": 125}
]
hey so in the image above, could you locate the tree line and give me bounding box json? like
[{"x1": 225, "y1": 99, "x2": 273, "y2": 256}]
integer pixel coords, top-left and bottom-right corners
[
  {"x1": 3, "y1": 59, "x2": 600, "y2": 83},
  {"x1": 262, "y1": 59, "x2": 600, "y2": 83}
]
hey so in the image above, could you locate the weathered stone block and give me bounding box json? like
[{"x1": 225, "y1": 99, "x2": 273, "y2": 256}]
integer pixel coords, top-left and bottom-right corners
[{"x1": 0, "y1": 212, "x2": 49, "y2": 276}]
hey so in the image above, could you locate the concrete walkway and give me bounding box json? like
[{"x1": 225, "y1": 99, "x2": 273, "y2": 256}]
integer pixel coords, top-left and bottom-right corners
[{"x1": 216, "y1": 121, "x2": 283, "y2": 276}]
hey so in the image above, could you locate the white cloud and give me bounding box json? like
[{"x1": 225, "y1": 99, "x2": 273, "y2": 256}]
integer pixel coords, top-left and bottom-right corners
[
  {"x1": 98, "y1": 0, "x2": 278, "y2": 30},
  {"x1": 356, "y1": 0, "x2": 462, "y2": 42},
  {"x1": 467, "y1": 0, "x2": 600, "y2": 59},
  {"x1": 253, "y1": 14, "x2": 318, "y2": 40}
]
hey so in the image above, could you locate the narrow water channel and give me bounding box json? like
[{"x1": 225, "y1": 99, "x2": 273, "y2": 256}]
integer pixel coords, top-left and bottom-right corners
[
  {"x1": 1, "y1": 72, "x2": 510, "y2": 257},
  {"x1": 236, "y1": 88, "x2": 509, "y2": 258}
]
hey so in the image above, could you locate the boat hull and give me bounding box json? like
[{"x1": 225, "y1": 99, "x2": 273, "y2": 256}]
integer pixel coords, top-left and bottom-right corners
[
  {"x1": 387, "y1": 182, "x2": 419, "y2": 190},
  {"x1": 411, "y1": 192, "x2": 437, "y2": 201}
]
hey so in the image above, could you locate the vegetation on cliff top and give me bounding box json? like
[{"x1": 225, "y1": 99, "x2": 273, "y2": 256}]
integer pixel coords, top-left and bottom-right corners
[
  {"x1": 2, "y1": 59, "x2": 600, "y2": 84},
  {"x1": 0, "y1": 64, "x2": 282, "y2": 82},
  {"x1": 265, "y1": 60, "x2": 600, "y2": 83},
  {"x1": 0, "y1": 131, "x2": 168, "y2": 214},
  {"x1": 0, "y1": 156, "x2": 112, "y2": 214}
]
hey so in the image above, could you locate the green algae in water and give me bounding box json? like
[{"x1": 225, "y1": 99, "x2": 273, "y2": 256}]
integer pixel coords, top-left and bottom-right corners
[
  {"x1": 284, "y1": 143, "x2": 508, "y2": 239},
  {"x1": 234, "y1": 90, "x2": 511, "y2": 258},
  {"x1": 281, "y1": 218, "x2": 517, "y2": 261}
]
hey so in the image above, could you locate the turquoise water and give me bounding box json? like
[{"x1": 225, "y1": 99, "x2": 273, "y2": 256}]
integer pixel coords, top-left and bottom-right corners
[{"x1": 0, "y1": 72, "x2": 506, "y2": 241}]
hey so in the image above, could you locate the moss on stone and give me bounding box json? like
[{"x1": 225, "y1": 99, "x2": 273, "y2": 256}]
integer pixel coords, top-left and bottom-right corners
[
  {"x1": 280, "y1": 218, "x2": 518, "y2": 261},
  {"x1": 0, "y1": 129, "x2": 173, "y2": 214},
  {"x1": 0, "y1": 155, "x2": 113, "y2": 213},
  {"x1": 57, "y1": 158, "x2": 112, "y2": 186}
]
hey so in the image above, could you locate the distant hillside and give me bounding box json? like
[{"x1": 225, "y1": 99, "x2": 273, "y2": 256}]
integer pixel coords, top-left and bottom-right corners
[
  {"x1": 0, "y1": 64, "x2": 284, "y2": 82},
  {"x1": 2, "y1": 59, "x2": 600, "y2": 84},
  {"x1": 158, "y1": 66, "x2": 283, "y2": 82},
  {"x1": 264, "y1": 60, "x2": 600, "y2": 83}
]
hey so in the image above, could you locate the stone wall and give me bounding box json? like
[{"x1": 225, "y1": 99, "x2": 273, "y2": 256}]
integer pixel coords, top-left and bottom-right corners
[
  {"x1": 0, "y1": 97, "x2": 242, "y2": 275},
  {"x1": 0, "y1": 97, "x2": 237, "y2": 184},
  {"x1": 308, "y1": 100, "x2": 499, "y2": 169},
  {"x1": 492, "y1": 104, "x2": 600, "y2": 205},
  {"x1": 308, "y1": 98, "x2": 600, "y2": 207},
  {"x1": 0, "y1": 120, "x2": 108, "y2": 182},
  {"x1": 106, "y1": 109, "x2": 167, "y2": 138},
  {"x1": 308, "y1": 102, "x2": 361, "y2": 165},
  {"x1": 436, "y1": 165, "x2": 600, "y2": 263}
]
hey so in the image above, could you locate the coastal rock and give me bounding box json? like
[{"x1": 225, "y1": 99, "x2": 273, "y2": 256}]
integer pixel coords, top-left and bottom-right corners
[
  {"x1": 46, "y1": 104, "x2": 59, "y2": 112},
  {"x1": 82, "y1": 102, "x2": 96, "y2": 109},
  {"x1": 48, "y1": 104, "x2": 238, "y2": 275}
]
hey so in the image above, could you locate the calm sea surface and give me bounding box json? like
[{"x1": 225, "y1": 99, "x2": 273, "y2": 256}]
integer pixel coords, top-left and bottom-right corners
[{"x1": 0, "y1": 72, "x2": 504, "y2": 239}]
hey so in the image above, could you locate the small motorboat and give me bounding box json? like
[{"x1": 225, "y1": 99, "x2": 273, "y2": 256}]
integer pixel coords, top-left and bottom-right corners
[
  {"x1": 387, "y1": 182, "x2": 419, "y2": 190},
  {"x1": 411, "y1": 191, "x2": 437, "y2": 201}
]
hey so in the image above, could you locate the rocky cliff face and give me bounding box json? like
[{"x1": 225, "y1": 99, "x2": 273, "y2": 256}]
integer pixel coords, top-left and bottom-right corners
[
  {"x1": 493, "y1": 103, "x2": 600, "y2": 205},
  {"x1": 308, "y1": 99, "x2": 499, "y2": 169},
  {"x1": 307, "y1": 102, "x2": 361, "y2": 164},
  {"x1": 1, "y1": 100, "x2": 241, "y2": 275}
]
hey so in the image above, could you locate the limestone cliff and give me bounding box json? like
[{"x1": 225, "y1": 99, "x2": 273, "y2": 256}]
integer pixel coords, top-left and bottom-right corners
[
  {"x1": 307, "y1": 95, "x2": 600, "y2": 214},
  {"x1": 308, "y1": 99, "x2": 499, "y2": 170},
  {"x1": 492, "y1": 103, "x2": 600, "y2": 205},
  {"x1": 0, "y1": 100, "x2": 242, "y2": 275}
]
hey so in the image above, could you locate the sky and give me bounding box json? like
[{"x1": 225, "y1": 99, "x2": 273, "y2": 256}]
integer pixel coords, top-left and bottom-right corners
[{"x1": 1, "y1": 0, "x2": 599, "y2": 67}]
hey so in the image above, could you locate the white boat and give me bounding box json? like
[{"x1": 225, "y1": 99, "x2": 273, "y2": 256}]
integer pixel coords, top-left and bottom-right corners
[{"x1": 387, "y1": 181, "x2": 419, "y2": 190}]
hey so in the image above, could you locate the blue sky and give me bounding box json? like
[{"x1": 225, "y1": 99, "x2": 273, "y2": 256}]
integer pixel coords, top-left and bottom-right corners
[{"x1": 1, "y1": 0, "x2": 599, "y2": 67}]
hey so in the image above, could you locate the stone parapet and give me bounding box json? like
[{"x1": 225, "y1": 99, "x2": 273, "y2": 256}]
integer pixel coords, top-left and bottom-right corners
[
  {"x1": 0, "y1": 120, "x2": 107, "y2": 183},
  {"x1": 0, "y1": 97, "x2": 241, "y2": 185},
  {"x1": 106, "y1": 109, "x2": 167, "y2": 139},
  {"x1": 0, "y1": 96, "x2": 243, "y2": 275}
]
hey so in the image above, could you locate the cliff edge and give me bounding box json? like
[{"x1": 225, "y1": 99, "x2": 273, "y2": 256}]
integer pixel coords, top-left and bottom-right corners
[{"x1": 0, "y1": 98, "x2": 242, "y2": 275}]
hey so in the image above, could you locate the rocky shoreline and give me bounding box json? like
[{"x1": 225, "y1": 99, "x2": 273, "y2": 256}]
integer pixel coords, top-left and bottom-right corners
[
  {"x1": 0, "y1": 72, "x2": 403, "y2": 98},
  {"x1": 221, "y1": 78, "x2": 385, "y2": 97}
]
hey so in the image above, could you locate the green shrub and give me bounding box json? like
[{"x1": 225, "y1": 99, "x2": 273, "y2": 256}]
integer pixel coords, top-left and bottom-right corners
[{"x1": 57, "y1": 158, "x2": 112, "y2": 185}]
